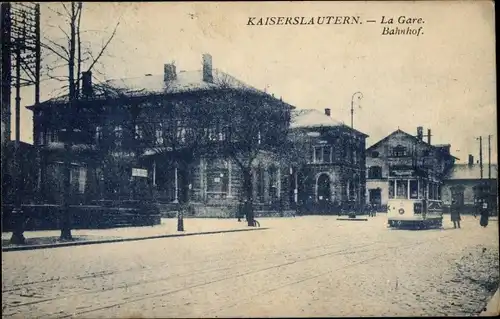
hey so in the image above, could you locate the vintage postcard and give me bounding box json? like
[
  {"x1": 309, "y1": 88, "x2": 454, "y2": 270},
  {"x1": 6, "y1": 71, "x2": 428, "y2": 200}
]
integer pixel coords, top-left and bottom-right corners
[{"x1": 1, "y1": 1, "x2": 498, "y2": 318}]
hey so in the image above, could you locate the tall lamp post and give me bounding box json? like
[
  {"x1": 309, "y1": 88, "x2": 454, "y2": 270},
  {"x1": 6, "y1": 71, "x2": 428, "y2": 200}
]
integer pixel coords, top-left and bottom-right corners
[
  {"x1": 350, "y1": 91, "x2": 363, "y2": 213},
  {"x1": 351, "y1": 91, "x2": 363, "y2": 129}
]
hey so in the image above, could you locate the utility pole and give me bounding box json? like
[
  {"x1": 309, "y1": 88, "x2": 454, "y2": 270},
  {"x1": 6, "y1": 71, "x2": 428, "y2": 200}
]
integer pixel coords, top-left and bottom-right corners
[
  {"x1": 6, "y1": 3, "x2": 41, "y2": 244},
  {"x1": 11, "y1": 36, "x2": 24, "y2": 244},
  {"x1": 488, "y1": 135, "x2": 492, "y2": 180},
  {"x1": 477, "y1": 136, "x2": 483, "y2": 180}
]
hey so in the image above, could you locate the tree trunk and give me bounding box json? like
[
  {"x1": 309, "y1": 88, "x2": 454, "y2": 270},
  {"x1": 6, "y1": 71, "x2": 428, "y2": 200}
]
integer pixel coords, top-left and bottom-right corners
[
  {"x1": 60, "y1": 142, "x2": 73, "y2": 240},
  {"x1": 60, "y1": 3, "x2": 77, "y2": 240},
  {"x1": 242, "y1": 168, "x2": 255, "y2": 226}
]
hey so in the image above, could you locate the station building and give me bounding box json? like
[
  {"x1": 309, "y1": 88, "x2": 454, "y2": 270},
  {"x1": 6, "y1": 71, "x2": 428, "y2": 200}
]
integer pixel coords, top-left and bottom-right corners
[
  {"x1": 28, "y1": 54, "x2": 369, "y2": 219},
  {"x1": 365, "y1": 127, "x2": 457, "y2": 209}
]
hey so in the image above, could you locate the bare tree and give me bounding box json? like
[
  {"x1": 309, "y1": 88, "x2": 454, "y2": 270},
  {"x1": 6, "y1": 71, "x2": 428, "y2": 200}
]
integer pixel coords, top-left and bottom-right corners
[
  {"x1": 87, "y1": 71, "x2": 292, "y2": 227},
  {"x1": 40, "y1": 2, "x2": 120, "y2": 240},
  {"x1": 203, "y1": 85, "x2": 291, "y2": 226}
]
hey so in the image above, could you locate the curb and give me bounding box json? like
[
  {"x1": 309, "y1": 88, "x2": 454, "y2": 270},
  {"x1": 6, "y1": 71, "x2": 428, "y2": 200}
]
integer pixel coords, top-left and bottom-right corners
[
  {"x1": 336, "y1": 218, "x2": 368, "y2": 221},
  {"x1": 481, "y1": 287, "x2": 500, "y2": 316},
  {"x1": 2, "y1": 227, "x2": 269, "y2": 252}
]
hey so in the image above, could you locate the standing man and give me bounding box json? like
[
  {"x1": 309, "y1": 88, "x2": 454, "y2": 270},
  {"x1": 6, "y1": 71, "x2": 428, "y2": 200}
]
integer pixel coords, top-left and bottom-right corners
[{"x1": 450, "y1": 200, "x2": 461, "y2": 229}]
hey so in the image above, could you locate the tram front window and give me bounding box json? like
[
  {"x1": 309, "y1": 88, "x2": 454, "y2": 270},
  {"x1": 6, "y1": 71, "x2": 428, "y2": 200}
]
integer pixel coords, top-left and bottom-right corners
[
  {"x1": 389, "y1": 181, "x2": 395, "y2": 199},
  {"x1": 396, "y1": 181, "x2": 408, "y2": 199},
  {"x1": 410, "y1": 180, "x2": 419, "y2": 199}
]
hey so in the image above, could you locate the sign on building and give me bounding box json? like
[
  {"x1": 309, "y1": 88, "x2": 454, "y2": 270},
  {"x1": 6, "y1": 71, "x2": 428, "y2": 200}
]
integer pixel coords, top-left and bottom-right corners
[{"x1": 132, "y1": 168, "x2": 148, "y2": 178}]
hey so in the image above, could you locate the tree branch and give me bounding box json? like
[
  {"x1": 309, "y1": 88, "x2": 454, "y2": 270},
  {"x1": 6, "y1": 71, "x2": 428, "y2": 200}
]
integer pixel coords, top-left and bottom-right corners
[
  {"x1": 85, "y1": 21, "x2": 120, "y2": 72},
  {"x1": 41, "y1": 39, "x2": 70, "y2": 61}
]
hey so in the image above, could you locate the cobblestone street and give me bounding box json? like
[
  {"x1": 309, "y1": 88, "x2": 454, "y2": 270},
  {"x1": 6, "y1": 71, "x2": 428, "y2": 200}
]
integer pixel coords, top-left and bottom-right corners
[{"x1": 2, "y1": 215, "x2": 499, "y2": 318}]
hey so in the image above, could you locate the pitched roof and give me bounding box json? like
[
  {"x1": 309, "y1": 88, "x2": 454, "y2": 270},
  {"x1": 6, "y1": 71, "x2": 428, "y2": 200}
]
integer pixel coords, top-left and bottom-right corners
[
  {"x1": 290, "y1": 109, "x2": 343, "y2": 129},
  {"x1": 103, "y1": 69, "x2": 259, "y2": 96},
  {"x1": 444, "y1": 163, "x2": 498, "y2": 180},
  {"x1": 367, "y1": 129, "x2": 457, "y2": 159},
  {"x1": 290, "y1": 108, "x2": 368, "y2": 137},
  {"x1": 35, "y1": 69, "x2": 263, "y2": 106}
]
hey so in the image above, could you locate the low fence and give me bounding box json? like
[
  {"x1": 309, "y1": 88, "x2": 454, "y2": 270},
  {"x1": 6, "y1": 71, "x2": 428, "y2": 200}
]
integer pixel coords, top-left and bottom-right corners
[{"x1": 1, "y1": 202, "x2": 161, "y2": 232}]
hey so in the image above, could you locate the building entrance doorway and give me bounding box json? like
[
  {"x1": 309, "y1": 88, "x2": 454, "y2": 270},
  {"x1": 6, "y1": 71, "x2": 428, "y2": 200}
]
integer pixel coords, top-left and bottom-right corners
[
  {"x1": 317, "y1": 174, "x2": 331, "y2": 202},
  {"x1": 369, "y1": 188, "x2": 382, "y2": 206}
]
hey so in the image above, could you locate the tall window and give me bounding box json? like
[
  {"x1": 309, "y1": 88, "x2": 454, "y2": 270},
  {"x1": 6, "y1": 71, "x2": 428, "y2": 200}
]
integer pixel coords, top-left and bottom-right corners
[
  {"x1": 348, "y1": 180, "x2": 355, "y2": 200},
  {"x1": 312, "y1": 146, "x2": 332, "y2": 164},
  {"x1": 134, "y1": 125, "x2": 143, "y2": 140},
  {"x1": 95, "y1": 126, "x2": 102, "y2": 144},
  {"x1": 155, "y1": 123, "x2": 163, "y2": 145},
  {"x1": 47, "y1": 130, "x2": 59, "y2": 143},
  {"x1": 368, "y1": 166, "x2": 383, "y2": 179},
  {"x1": 39, "y1": 131, "x2": 45, "y2": 145},
  {"x1": 268, "y1": 165, "x2": 278, "y2": 200},
  {"x1": 314, "y1": 146, "x2": 323, "y2": 163},
  {"x1": 114, "y1": 126, "x2": 123, "y2": 147},
  {"x1": 206, "y1": 159, "x2": 229, "y2": 198},
  {"x1": 256, "y1": 165, "x2": 265, "y2": 202},
  {"x1": 323, "y1": 146, "x2": 332, "y2": 163}
]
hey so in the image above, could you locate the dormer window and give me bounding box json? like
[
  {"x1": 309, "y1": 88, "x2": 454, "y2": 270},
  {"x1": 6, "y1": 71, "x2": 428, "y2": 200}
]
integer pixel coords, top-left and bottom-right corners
[
  {"x1": 371, "y1": 151, "x2": 379, "y2": 158},
  {"x1": 392, "y1": 145, "x2": 407, "y2": 157}
]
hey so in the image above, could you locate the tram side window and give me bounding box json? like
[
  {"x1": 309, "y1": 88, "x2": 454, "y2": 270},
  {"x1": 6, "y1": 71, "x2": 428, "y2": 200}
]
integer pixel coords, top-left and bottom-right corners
[
  {"x1": 429, "y1": 184, "x2": 435, "y2": 200},
  {"x1": 437, "y1": 185, "x2": 442, "y2": 200},
  {"x1": 389, "y1": 181, "x2": 395, "y2": 199},
  {"x1": 410, "y1": 180, "x2": 418, "y2": 199},
  {"x1": 396, "y1": 181, "x2": 408, "y2": 199}
]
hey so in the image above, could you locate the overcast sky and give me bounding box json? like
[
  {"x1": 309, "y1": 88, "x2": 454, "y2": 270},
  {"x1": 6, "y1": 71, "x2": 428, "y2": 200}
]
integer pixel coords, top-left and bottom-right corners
[{"x1": 13, "y1": 1, "x2": 497, "y2": 163}]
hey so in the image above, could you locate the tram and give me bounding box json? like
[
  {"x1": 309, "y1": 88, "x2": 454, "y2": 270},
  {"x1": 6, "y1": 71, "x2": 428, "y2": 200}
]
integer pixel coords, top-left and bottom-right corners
[{"x1": 387, "y1": 175, "x2": 443, "y2": 229}]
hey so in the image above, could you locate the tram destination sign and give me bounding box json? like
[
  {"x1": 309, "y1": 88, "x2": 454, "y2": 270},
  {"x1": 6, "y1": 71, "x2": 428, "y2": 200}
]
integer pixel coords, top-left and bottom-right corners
[{"x1": 389, "y1": 170, "x2": 415, "y2": 177}]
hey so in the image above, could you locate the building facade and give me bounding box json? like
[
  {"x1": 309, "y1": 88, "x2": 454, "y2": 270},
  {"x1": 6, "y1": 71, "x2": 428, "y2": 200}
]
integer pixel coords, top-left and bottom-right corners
[
  {"x1": 442, "y1": 154, "x2": 498, "y2": 214},
  {"x1": 29, "y1": 55, "x2": 370, "y2": 218},
  {"x1": 291, "y1": 108, "x2": 368, "y2": 214},
  {"x1": 365, "y1": 127, "x2": 456, "y2": 209},
  {"x1": 29, "y1": 54, "x2": 300, "y2": 217}
]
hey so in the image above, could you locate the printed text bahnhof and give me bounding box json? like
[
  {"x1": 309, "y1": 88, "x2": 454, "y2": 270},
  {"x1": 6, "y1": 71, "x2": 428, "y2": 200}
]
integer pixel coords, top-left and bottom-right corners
[{"x1": 247, "y1": 16, "x2": 361, "y2": 26}]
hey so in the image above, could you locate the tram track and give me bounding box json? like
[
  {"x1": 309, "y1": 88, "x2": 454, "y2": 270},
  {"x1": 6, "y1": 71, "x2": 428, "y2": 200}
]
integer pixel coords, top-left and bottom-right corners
[
  {"x1": 51, "y1": 235, "x2": 452, "y2": 317},
  {"x1": 3, "y1": 225, "x2": 455, "y2": 318}
]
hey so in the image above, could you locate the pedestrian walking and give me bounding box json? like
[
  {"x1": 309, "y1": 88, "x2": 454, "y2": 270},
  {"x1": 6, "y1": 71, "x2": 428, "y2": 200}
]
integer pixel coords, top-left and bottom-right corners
[
  {"x1": 479, "y1": 200, "x2": 489, "y2": 228},
  {"x1": 450, "y1": 200, "x2": 461, "y2": 229}
]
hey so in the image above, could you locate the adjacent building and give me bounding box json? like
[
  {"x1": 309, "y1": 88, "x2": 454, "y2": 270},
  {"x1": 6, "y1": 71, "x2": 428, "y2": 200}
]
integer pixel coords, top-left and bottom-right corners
[
  {"x1": 365, "y1": 127, "x2": 457, "y2": 208},
  {"x1": 442, "y1": 155, "x2": 498, "y2": 214},
  {"x1": 291, "y1": 108, "x2": 368, "y2": 213}
]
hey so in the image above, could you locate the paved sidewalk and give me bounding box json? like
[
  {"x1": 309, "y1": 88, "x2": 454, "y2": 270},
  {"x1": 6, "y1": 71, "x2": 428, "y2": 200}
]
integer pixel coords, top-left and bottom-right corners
[{"x1": 2, "y1": 218, "x2": 265, "y2": 252}]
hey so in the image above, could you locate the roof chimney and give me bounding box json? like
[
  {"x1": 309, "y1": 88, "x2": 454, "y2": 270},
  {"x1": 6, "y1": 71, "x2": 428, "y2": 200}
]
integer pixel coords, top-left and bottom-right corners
[
  {"x1": 164, "y1": 63, "x2": 177, "y2": 82},
  {"x1": 202, "y1": 53, "x2": 213, "y2": 83},
  {"x1": 324, "y1": 108, "x2": 331, "y2": 117},
  {"x1": 417, "y1": 126, "x2": 423, "y2": 141},
  {"x1": 427, "y1": 129, "x2": 431, "y2": 145},
  {"x1": 82, "y1": 71, "x2": 93, "y2": 97},
  {"x1": 468, "y1": 154, "x2": 474, "y2": 166}
]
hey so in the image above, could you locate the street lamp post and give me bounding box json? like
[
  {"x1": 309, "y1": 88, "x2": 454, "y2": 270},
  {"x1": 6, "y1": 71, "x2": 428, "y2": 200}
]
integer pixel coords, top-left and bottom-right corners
[{"x1": 351, "y1": 91, "x2": 363, "y2": 129}]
